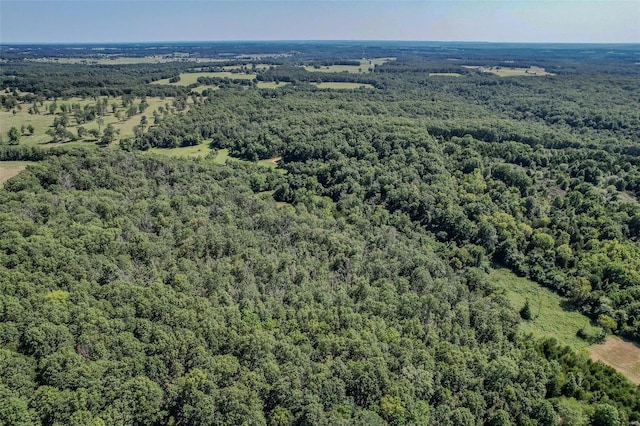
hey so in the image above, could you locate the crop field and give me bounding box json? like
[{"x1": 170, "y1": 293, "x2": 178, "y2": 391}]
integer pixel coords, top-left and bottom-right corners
[
  {"x1": 429, "y1": 72, "x2": 462, "y2": 77},
  {"x1": 0, "y1": 161, "x2": 34, "y2": 186},
  {"x1": 1, "y1": 95, "x2": 176, "y2": 146},
  {"x1": 463, "y1": 65, "x2": 553, "y2": 77},
  {"x1": 589, "y1": 337, "x2": 640, "y2": 385},
  {"x1": 151, "y1": 72, "x2": 256, "y2": 86},
  {"x1": 489, "y1": 268, "x2": 600, "y2": 350},
  {"x1": 311, "y1": 82, "x2": 375, "y2": 90}
]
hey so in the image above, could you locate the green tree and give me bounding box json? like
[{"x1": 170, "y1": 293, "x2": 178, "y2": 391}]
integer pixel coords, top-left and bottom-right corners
[{"x1": 7, "y1": 126, "x2": 20, "y2": 145}]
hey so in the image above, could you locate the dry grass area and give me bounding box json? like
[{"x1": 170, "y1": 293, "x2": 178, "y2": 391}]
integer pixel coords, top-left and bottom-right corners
[
  {"x1": 463, "y1": 65, "x2": 553, "y2": 77},
  {"x1": 305, "y1": 57, "x2": 394, "y2": 74},
  {"x1": 152, "y1": 72, "x2": 256, "y2": 86},
  {"x1": 0, "y1": 161, "x2": 33, "y2": 186},
  {"x1": 429, "y1": 73, "x2": 462, "y2": 77},
  {"x1": 589, "y1": 336, "x2": 640, "y2": 384},
  {"x1": 30, "y1": 57, "x2": 225, "y2": 65},
  {"x1": 311, "y1": 82, "x2": 375, "y2": 90},
  {"x1": 256, "y1": 82, "x2": 289, "y2": 89}
]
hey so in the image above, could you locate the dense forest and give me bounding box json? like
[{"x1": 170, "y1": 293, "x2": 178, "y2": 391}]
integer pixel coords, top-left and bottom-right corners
[{"x1": 1, "y1": 42, "x2": 639, "y2": 425}]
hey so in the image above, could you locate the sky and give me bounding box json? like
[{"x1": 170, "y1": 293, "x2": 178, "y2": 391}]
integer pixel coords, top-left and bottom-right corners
[{"x1": 1, "y1": 0, "x2": 638, "y2": 44}]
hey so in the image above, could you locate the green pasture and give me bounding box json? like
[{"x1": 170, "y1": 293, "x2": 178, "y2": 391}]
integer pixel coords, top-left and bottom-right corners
[
  {"x1": 152, "y1": 72, "x2": 256, "y2": 86},
  {"x1": 256, "y1": 82, "x2": 289, "y2": 89},
  {"x1": 311, "y1": 82, "x2": 375, "y2": 90},
  {"x1": 305, "y1": 57, "x2": 394, "y2": 74},
  {"x1": 489, "y1": 268, "x2": 600, "y2": 350},
  {"x1": 1, "y1": 95, "x2": 176, "y2": 146}
]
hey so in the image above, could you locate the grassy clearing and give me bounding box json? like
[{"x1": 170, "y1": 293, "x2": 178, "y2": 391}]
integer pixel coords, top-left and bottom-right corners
[
  {"x1": 589, "y1": 337, "x2": 640, "y2": 385},
  {"x1": 0, "y1": 161, "x2": 34, "y2": 186},
  {"x1": 0, "y1": 95, "x2": 178, "y2": 147},
  {"x1": 429, "y1": 72, "x2": 462, "y2": 77},
  {"x1": 463, "y1": 65, "x2": 553, "y2": 77},
  {"x1": 191, "y1": 85, "x2": 219, "y2": 94},
  {"x1": 212, "y1": 148, "x2": 230, "y2": 164},
  {"x1": 256, "y1": 82, "x2": 289, "y2": 89},
  {"x1": 223, "y1": 64, "x2": 271, "y2": 71},
  {"x1": 489, "y1": 268, "x2": 600, "y2": 350},
  {"x1": 30, "y1": 57, "x2": 225, "y2": 65},
  {"x1": 152, "y1": 72, "x2": 256, "y2": 86},
  {"x1": 257, "y1": 156, "x2": 281, "y2": 168},
  {"x1": 305, "y1": 57, "x2": 394, "y2": 74},
  {"x1": 311, "y1": 82, "x2": 375, "y2": 90},
  {"x1": 147, "y1": 144, "x2": 214, "y2": 158}
]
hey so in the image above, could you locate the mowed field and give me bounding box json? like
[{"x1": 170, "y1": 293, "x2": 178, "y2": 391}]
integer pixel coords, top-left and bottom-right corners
[
  {"x1": 311, "y1": 82, "x2": 375, "y2": 90},
  {"x1": 0, "y1": 161, "x2": 34, "y2": 186},
  {"x1": 305, "y1": 57, "x2": 395, "y2": 74},
  {"x1": 463, "y1": 65, "x2": 553, "y2": 77},
  {"x1": 589, "y1": 337, "x2": 640, "y2": 385},
  {"x1": 151, "y1": 72, "x2": 256, "y2": 86},
  {"x1": 1, "y1": 96, "x2": 181, "y2": 146}
]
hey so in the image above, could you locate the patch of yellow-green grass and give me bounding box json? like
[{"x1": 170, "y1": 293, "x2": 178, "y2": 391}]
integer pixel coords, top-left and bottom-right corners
[
  {"x1": 463, "y1": 65, "x2": 553, "y2": 77},
  {"x1": 212, "y1": 148, "x2": 230, "y2": 164},
  {"x1": 223, "y1": 64, "x2": 271, "y2": 71},
  {"x1": 30, "y1": 57, "x2": 226, "y2": 65},
  {"x1": 1, "y1": 96, "x2": 174, "y2": 146},
  {"x1": 152, "y1": 72, "x2": 256, "y2": 86},
  {"x1": 257, "y1": 156, "x2": 281, "y2": 168},
  {"x1": 191, "y1": 85, "x2": 219, "y2": 94},
  {"x1": 256, "y1": 82, "x2": 289, "y2": 89},
  {"x1": 489, "y1": 268, "x2": 599, "y2": 350},
  {"x1": 0, "y1": 161, "x2": 34, "y2": 186},
  {"x1": 429, "y1": 72, "x2": 462, "y2": 77},
  {"x1": 311, "y1": 82, "x2": 375, "y2": 90},
  {"x1": 147, "y1": 144, "x2": 213, "y2": 158},
  {"x1": 305, "y1": 58, "x2": 394, "y2": 74}
]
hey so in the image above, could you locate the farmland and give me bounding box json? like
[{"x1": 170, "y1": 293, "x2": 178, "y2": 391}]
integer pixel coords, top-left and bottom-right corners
[
  {"x1": 1, "y1": 42, "x2": 640, "y2": 425},
  {"x1": 462, "y1": 65, "x2": 553, "y2": 76},
  {"x1": 151, "y1": 71, "x2": 256, "y2": 86}
]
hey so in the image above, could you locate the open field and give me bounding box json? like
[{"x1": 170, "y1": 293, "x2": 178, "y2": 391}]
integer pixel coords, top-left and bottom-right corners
[
  {"x1": 305, "y1": 57, "x2": 394, "y2": 74},
  {"x1": 148, "y1": 144, "x2": 214, "y2": 158},
  {"x1": 1, "y1": 95, "x2": 180, "y2": 146},
  {"x1": 0, "y1": 161, "x2": 34, "y2": 186},
  {"x1": 589, "y1": 337, "x2": 640, "y2": 385},
  {"x1": 489, "y1": 268, "x2": 600, "y2": 350},
  {"x1": 30, "y1": 57, "x2": 226, "y2": 65},
  {"x1": 311, "y1": 82, "x2": 375, "y2": 90},
  {"x1": 151, "y1": 72, "x2": 256, "y2": 86},
  {"x1": 223, "y1": 64, "x2": 272, "y2": 71},
  {"x1": 256, "y1": 82, "x2": 289, "y2": 89},
  {"x1": 463, "y1": 65, "x2": 553, "y2": 77},
  {"x1": 191, "y1": 85, "x2": 219, "y2": 93},
  {"x1": 257, "y1": 156, "x2": 282, "y2": 168},
  {"x1": 429, "y1": 72, "x2": 462, "y2": 77}
]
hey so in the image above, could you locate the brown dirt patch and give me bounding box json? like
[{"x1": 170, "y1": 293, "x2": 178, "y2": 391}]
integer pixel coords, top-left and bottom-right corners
[
  {"x1": 0, "y1": 163, "x2": 29, "y2": 186},
  {"x1": 588, "y1": 336, "x2": 640, "y2": 384}
]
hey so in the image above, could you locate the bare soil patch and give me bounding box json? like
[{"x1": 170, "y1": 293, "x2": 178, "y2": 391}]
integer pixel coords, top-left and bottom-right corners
[{"x1": 588, "y1": 336, "x2": 640, "y2": 384}]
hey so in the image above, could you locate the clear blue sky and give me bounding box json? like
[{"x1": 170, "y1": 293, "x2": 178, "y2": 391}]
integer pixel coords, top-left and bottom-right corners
[{"x1": 1, "y1": 1, "x2": 638, "y2": 44}]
